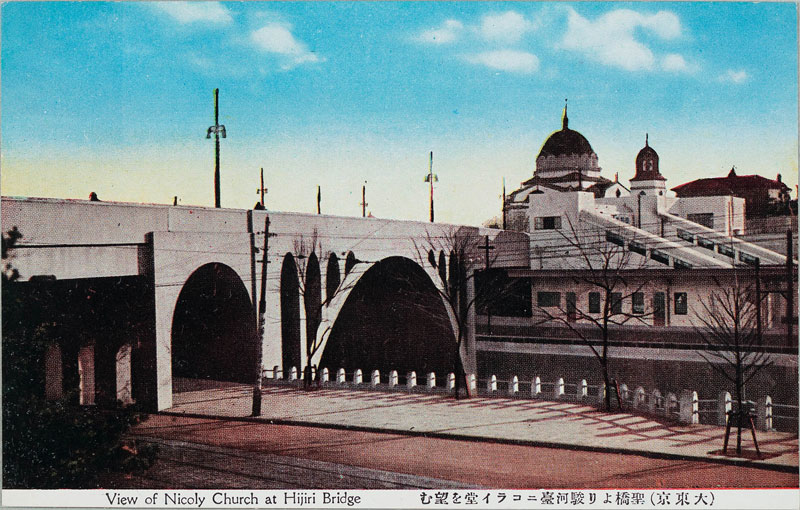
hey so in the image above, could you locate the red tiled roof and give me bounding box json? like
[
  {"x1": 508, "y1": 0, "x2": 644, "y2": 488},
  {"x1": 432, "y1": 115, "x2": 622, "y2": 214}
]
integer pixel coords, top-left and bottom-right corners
[{"x1": 671, "y1": 174, "x2": 788, "y2": 196}]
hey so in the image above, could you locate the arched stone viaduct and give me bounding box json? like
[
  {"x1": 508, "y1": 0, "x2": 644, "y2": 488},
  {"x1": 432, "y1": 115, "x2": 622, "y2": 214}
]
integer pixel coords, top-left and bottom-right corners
[{"x1": 2, "y1": 197, "x2": 529, "y2": 410}]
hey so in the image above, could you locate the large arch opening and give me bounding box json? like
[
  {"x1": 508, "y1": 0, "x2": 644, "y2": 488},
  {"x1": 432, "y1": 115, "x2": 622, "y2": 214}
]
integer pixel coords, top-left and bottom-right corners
[
  {"x1": 325, "y1": 253, "x2": 341, "y2": 304},
  {"x1": 280, "y1": 254, "x2": 302, "y2": 374},
  {"x1": 171, "y1": 263, "x2": 255, "y2": 385},
  {"x1": 304, "y1": 253, "x2": 322, "y2": 358},
  {"x1": 320, "y1": 256, "x2": 456, "y2": 380}
]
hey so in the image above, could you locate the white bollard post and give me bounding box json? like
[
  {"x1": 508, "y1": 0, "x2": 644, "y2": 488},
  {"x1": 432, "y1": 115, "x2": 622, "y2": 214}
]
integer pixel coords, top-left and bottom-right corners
[
  {"x1": 448, "y1": 373, "x2": 456, "y2": 391},
  {"x1": 532, "y1": 376, "x2": 541, "y2": 396},
  {"x1": 354, "y1": 369, "x2": 363, "y2": 385},
  {"x1": 321, "y1": 367, "x2": 329, "y2": 383},
  {"x1": 634, "y1": 387, "x2": 646, "y2": 409},
  {"x1": 509, "y1": 376, "x2": 519, "y2": 395},
  {"x1": 407, "y1": 371, "x2": 417, "y2": 389},
  {"x1": 427, "y1": 372, "x2": 436, "y2": 389},
  {"x1": 337, "y1": 368, "x2": 346, "y2": 384},
  {"x1": 371, "y1": 370, "x2": 380, "y2": 386},
  {"x1": 468, "y1": 374, "x2": 477, "y2": 393},
  {"x1": 389, "y1": 370, "x2": 398, "y2": 387},
  {"x1": 679, "y1": 390, "x2": 699, "y2": 424},
  {"x1": 619, "y1": 383, "x2": 629, "y2": 403},
  {"x1": 272, "y1": 365, "x2": 280, "y2": 380},
  {"x1": 578, "y1": 379, "x2": 588, "y2": 399},
  {"x1": 555, "y1": 378, "x2": 565, "y2": 398},
  {"x1": 290, "y1": 366, "x2": 298, "y2": 381},
  {"x1": 488, "y1": 375, "x2": 497, "y2": 393},
  {"x1": 666, "y1": 392, "x2": 678, "y2": 417},
  {"x1": 649, "y1": 389, "x2": 662, "y2": 414},
  {"x1": 757, "y1": 395, "x2": 773, "y2": 431},
  {"x1": 718, "y1": 391, "x2": 731, "y2": 425}
]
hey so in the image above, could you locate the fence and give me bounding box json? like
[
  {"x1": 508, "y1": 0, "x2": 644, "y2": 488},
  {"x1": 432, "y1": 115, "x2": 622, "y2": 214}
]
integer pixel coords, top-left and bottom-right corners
[{"x1": 262, "y1": 365, "x2": 796, "y2": 433}]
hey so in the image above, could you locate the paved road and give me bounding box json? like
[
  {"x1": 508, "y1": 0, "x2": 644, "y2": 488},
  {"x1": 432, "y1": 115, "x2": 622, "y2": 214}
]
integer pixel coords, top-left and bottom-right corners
[{"x1": 120, "y1": 415, "x2": 798, "y2": 489}]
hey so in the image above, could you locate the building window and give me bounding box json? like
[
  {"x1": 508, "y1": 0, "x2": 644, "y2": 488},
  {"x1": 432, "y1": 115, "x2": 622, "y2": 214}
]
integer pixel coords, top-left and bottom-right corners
[
  {"x1": 718, "y1": 244, "x2": 734, "y2": 258},
  {"x1": 566, "y1": 292, "x2": 577, "y2": 322},
  {"x1": 537, "y1": 291, "x2": 561, "y2": 308},
  {"x1": 610, "y1": 292, "x2": 623, "y2": 314},
  {"x1": 535, "y1": 216, "x2": 561, "y2": 230},
  {"x1": 588, "y1": 292, "x2": 601, "y2": 314},
  {"x1": 674, "y1": 292, "x2": 688, "y2": 315},
  {"x1": 632, "y1": 292, "x2": 645, "y2": 314},
  {"x1": 687, "y1": 213, "x2": 714, "y2": 229},
  {"x1": 605, "y1": 231, "x2": 625, "y2": 247},
  {"x1": 629, "y1": 241, "x2": 646, "y2": 256},
  {"x1": 676, "y1": 229, "x2": 694, "y2": 243},
  {"x1": 697, "y1": 237, "x2": 715, "y2": 251}
]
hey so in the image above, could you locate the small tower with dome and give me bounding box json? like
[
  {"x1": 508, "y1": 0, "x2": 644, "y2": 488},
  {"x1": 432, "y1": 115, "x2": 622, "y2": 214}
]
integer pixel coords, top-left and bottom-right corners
[{"x1": 630, "y1": 134, "x2": 667, "y2": 196}]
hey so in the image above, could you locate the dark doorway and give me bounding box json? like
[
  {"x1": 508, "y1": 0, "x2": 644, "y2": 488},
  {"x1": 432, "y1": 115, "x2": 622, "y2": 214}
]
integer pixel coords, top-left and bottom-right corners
[
  {"x1": 171, "y1": 263, "x2": 255, "y2": 384},
  {"x1": 320, "y1": 257, "x2": 456, "y2": 379}
]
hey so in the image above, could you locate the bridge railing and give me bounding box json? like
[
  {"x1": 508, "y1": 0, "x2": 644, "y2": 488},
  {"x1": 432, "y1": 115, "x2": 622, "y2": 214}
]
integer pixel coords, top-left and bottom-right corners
[{"x1": 260, "y1": 366, "x2": 796, "y2": 432}]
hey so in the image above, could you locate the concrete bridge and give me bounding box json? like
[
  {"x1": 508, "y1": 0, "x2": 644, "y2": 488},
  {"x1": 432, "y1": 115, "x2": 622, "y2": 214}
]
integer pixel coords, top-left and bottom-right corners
[{"x1": 2, "y1": 197, "x2": 529, "y2": 410}]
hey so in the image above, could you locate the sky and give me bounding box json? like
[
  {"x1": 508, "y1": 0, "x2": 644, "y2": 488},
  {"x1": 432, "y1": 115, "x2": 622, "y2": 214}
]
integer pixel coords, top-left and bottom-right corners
[{"x1": 2, "y1": 1, "x2": 798, "y2": 226}]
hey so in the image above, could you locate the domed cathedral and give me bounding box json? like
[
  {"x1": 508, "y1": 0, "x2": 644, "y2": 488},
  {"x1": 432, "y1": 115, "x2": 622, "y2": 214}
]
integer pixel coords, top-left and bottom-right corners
[
  {"x1": 504, "y1": 103, "x2": 626, "y2": 231},
  {"x1": 630, "y1": 133, "x2": 667, "y2": 196}
]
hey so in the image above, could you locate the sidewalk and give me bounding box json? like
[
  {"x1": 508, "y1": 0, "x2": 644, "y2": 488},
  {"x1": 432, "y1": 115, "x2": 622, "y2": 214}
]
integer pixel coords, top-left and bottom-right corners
[{"x1": 165, "y1": 381, "x2": 798, "y2": 472}]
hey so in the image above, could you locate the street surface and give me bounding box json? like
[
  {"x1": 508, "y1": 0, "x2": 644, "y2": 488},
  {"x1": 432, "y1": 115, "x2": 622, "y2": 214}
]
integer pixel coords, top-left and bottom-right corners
[{"x1": 115, "y1": 415, "x2": 798, "y2": 489}]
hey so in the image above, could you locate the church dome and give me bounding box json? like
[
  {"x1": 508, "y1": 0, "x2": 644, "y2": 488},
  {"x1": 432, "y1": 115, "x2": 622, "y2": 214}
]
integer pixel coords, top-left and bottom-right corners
[{"x1": 536, "y1": 108, "x2": 595, "y2": 159}]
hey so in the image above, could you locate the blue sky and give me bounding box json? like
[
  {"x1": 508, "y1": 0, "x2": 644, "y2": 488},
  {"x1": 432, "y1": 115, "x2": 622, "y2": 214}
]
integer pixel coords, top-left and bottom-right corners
[{"x1": 2, "y1": 2, "x2": 797, "y2": 225}]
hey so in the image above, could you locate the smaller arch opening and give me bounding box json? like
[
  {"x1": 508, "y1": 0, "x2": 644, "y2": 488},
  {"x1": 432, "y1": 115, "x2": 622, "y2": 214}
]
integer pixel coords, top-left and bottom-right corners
[
  {"x1": 344, "y1": 252, "x2": 357, "y2": 276},
  {"x1": 325, "y1": 253, "x2": 341, "y2": 304}
]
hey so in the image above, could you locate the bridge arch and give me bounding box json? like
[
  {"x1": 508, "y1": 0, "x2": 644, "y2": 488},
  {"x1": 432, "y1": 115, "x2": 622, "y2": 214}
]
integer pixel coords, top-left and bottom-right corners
[
  {"x1": 171, "y1": 262, "x2": 256, "y2": 384},
  {"x1": 319, "y1": 256, "x2": 457, "y2": 380},
  {"x1": 304, "y1": 252, "x2": 322, "y2": 359},
  {"x1": 325, "y1": 253, "x2": 341, "y2": 303}
]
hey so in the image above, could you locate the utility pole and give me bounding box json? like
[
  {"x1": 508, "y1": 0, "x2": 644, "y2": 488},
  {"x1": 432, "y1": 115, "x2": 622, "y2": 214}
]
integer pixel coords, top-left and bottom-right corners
[
  {"x1": 206, "y1": 88, "x2": 226, "y2": 208},
  {"x1": 253, "y1": 215, "x2": 275, "y2": 416},
  {"x1": 787, "y1": 230, "x2": 795, "y2": 348},
  {"x1": 423, "y1": 151, "x2": 437, "y2": 222},
  {"x1": 502, "y1": 177, "x2": 507, "y2": 230},
  {"x1": 256, "y1": 168, "x2": 268, "y2": 208},
  {"x1": 317, "y1": 186, "x2": 321, "y2": 215},
  {"x1": 479, "y1": 235, "x2": 495, "y2": 334},
  {"x1": 361, "y1": 181, "x2": 368, "y2": 218}
]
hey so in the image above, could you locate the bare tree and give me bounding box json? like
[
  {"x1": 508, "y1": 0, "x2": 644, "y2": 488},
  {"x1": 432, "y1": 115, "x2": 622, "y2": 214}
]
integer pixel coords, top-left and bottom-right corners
[
  {"x1": 407, "y1": 228, "x2": 516, "y2": 399},
  {"x1": 534, "y1": 217, "x2": 651, "y2": 410},
  {"x1": 292, "y1": 230, "x2": 354, "y2": 388},
  {"x1": 693, "y1": 270, "x2": 772, "y2": 456}
]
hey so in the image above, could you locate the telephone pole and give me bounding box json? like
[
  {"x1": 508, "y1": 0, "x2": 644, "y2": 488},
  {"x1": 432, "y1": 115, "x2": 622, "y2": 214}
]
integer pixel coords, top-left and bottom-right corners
[
  {"x1": 361, "y1": 182, "x2": 368, "y2": 218},
  {"x1": 253, "y1": 215, "x2": 275, "y2": 416},
  {"x1": 206, "y1": 88, "x2": 226, "y2": 208},
  {"x1": 256, "y1": 168, "x2": 267, "y2": 208},
  {"x1": 423, "y1": 151, "x2": 438, "y2": 222},
  {"x1": 317, "y1": 186, "x2": 321, "y2": 214}
]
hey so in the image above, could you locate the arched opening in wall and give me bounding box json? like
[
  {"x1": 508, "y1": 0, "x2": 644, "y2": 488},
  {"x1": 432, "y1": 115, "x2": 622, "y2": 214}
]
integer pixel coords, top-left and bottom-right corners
[
  {"x1": 320, "y1": 256, "x2": 456, "y2": 380},
  {"x1": 325, "y1": 253, "x2": 341, "y2": 303},
  {"x1": 171, "y1": 263, "x2": 256, "y2": 387},
  {"x1": 304, "y1": 253, "x2": 322, "y2": 358},
  {"x1": 344, "y1": 252, "x2": 357, "y2": 276},
  {"x1": 438, "y1": 251, "x2": 447, "y2": 286},
  {"x1": 280, "y1": 254, "x2": 302, "y2": 375},
  {"x1": 44, "y1": 343, "x2": 63, "y2": 401}
]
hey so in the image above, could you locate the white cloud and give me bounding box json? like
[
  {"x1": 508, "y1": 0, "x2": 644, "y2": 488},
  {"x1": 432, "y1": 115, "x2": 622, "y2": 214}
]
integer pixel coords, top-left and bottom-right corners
[
  {"x1": 151, "y1": 2, "x2": 232, "y2": 25},
  {"x1": 661, "y1": 53, "x2": 688, "y2": 72},
  {"x1": 561, "y1": 8, "x2": 683, "y2": 71},
  {"x1": 250, "y1": 23, "x2": 323, "y2": 68},
  {"x1": 479, "y1": 11, "x2": 534, "y2": 44},
  {"x1": 465, "y1": 50, "x2": 539, "y2": 74},
  {"x1": 417, "y1": 19, "x2": 463, "y2": 44},
  {"x1": 720, "y1": 69, "x2": 749, "y2": 83}
]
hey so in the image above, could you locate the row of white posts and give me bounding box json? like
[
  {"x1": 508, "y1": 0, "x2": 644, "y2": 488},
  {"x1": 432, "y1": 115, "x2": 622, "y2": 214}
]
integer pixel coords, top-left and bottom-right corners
[{"x1": 265, "y1": 366, "x2": 790, "y2": 432}]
